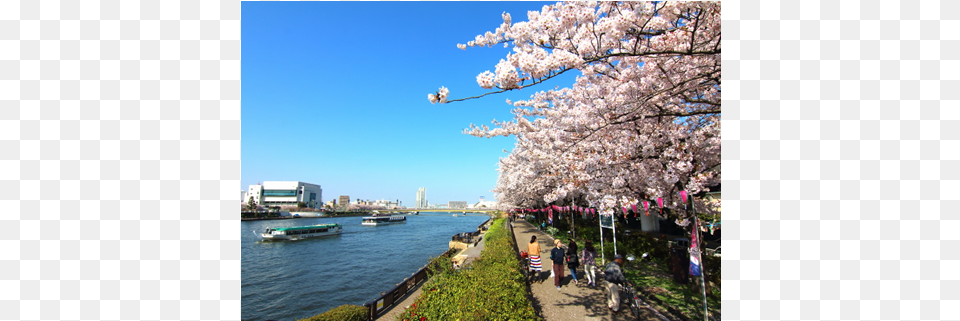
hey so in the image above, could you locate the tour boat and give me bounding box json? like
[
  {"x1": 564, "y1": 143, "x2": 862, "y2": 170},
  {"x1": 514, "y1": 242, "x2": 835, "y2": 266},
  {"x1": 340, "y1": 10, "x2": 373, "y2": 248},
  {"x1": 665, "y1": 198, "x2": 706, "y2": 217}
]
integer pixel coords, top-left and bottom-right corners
[
  {"x1": 361, "y1": 213, "x2": 406, "y2": 226},
  {"x1": 260, "y1": 223, "x2": 342, "y2": 240}
]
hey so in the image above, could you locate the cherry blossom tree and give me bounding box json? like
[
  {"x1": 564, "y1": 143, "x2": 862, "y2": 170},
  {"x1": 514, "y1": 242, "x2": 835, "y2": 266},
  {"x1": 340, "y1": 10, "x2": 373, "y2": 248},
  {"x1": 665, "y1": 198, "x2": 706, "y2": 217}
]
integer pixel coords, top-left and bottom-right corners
[{"x1": 430, "y1": 1, "x2": 720, "y2": 224}]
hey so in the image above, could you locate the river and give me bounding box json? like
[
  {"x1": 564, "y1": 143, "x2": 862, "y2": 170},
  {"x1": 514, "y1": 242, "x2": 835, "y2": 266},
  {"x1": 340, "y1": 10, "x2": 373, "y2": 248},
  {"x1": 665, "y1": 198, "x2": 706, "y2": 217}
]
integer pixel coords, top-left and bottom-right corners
[{"x1": 241, "y1": 213, "x2": 491, "y2": 321}]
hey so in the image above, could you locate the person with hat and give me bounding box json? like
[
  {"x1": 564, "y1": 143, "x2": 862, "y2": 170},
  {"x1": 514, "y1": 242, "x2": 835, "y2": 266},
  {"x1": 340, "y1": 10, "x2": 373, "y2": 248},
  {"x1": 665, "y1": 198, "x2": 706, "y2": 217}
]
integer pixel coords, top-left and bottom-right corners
[
  {"x1": 603, "y1": 254, "x2": 628, "y2": 313},
  {"x1": 549, "y1": 239, "x2": 566, "y2": 290}
]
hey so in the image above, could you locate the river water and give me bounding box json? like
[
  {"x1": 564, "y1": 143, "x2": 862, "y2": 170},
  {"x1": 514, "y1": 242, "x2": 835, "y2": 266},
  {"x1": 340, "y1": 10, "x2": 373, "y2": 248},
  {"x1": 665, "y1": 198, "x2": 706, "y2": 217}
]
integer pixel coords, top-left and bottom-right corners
[{"x1": 241, "y1": 213, "x2": 491, "y2": 321}]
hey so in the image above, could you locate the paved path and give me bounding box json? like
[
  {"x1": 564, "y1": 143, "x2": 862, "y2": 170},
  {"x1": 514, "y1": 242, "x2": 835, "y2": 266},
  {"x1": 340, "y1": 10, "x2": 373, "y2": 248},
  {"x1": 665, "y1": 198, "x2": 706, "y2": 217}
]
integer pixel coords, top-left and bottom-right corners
[
  {"x1": 510, "y1": 219, "x2": 672, "y2": 321},
  {"x1": 373, "y1": 280, "x2": 425, "y2": 321}
]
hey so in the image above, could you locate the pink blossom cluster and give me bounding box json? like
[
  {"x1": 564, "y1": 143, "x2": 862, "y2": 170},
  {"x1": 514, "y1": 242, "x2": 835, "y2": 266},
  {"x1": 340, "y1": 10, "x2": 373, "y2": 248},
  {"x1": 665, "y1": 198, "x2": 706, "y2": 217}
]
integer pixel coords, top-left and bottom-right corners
[
  {"x1": 427, "y1": 86, "x2": 450, "y2": 104},
  {"x1": 436, "y1": 2, "x2": 720, "y2": 220}
]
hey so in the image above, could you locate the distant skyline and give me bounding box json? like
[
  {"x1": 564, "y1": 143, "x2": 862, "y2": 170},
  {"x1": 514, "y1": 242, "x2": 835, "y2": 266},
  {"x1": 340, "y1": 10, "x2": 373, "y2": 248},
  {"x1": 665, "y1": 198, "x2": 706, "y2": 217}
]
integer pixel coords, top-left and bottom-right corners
[{"x1": 242, "y1": 2, "x2": 572, "y2": 206}]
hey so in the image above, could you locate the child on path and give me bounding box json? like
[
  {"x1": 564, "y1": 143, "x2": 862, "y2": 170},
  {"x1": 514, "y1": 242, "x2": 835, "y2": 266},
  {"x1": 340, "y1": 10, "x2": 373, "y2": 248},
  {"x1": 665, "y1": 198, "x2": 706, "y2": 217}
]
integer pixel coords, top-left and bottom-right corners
[{"x1": 582, "y1": 241, "x2": 598, "y2": 287}]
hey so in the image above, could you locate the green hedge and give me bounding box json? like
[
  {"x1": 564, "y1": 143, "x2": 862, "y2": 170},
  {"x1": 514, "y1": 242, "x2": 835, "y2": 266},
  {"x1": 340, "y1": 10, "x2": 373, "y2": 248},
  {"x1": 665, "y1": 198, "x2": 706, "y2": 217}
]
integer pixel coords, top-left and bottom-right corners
[
  {"x1": 297, "y1": 304, "x2": 367, "y2": 321},
  {"x1": 398, "y1": 219, "x2": 538, "y2": 321}
]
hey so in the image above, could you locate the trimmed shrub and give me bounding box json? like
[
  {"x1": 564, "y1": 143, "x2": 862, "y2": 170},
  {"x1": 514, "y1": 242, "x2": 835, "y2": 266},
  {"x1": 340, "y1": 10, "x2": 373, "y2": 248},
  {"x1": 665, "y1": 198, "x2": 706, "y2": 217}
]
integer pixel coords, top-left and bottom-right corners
[
  {"x1": 297, "y1": 304, "x2": 366, "y2": 321},
  {"x1": 399, "y1": 219, "x2": 539, "y2": 321}
]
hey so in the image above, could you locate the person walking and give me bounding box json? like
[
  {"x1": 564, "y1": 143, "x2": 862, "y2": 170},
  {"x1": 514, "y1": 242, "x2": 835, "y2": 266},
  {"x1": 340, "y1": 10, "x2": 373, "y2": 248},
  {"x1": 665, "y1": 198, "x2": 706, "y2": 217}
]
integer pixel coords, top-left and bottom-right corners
[
  {"x1": 604, "y1": 254, "x2": 628, "y2": 313},
  {"x1": 527, "y1": 235, "x2": 543, "y2": 283},
  {"x1": 550, "y1": 239, "x2": 566, "y2": 290},
  {"x1": 566, "y1": 240, "x2": 580, "y2": 285},
  {"x1": 582, "y1": 240, "x2": 598, "y2": 287}
]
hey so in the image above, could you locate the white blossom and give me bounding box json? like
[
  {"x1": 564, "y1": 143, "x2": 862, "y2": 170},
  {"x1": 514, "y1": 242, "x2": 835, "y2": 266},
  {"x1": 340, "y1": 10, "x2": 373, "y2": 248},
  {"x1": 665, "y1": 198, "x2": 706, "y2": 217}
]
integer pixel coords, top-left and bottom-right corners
[{"x1": 429, "y1": 2, "x2": 721, "y2": 218}]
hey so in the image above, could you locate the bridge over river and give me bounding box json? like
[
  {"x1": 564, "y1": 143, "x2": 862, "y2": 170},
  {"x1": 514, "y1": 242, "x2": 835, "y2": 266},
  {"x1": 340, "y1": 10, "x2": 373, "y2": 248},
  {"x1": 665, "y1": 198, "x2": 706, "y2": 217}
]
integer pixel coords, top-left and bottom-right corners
[{"x1": 378, "y1": 208, "x2": 499, "y2": 214}]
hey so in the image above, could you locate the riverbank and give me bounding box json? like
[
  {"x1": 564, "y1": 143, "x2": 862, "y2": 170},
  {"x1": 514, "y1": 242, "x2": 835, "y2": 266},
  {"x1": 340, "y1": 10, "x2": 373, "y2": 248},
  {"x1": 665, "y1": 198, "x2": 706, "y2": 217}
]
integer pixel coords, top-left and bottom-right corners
[
  {"x1": 240, "y1": 216, "x2": 297, "y2": 221},
  {"x1": 240, "y1": 212, "x2": 372, "y2": 221},
  {"x1": 372, "y1": 234, "x2": 488, "y2": 321},
  {"x1": 368, "y1": 218, "x2": 492, "y2": 320},
  {"x1": 243, "y1": 215, "x2": 492, "y2": 321},
  {"x1": 394, "y1": 218, "x2": 538, "y2": 320}
]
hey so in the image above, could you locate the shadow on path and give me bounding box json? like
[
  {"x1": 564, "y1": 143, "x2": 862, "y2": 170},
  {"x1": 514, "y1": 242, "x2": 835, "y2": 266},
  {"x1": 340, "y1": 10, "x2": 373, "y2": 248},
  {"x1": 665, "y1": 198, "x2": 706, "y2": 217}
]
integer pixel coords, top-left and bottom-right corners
[{"x1": 510, "y1": 219, "x2": 676, "y2": 321}]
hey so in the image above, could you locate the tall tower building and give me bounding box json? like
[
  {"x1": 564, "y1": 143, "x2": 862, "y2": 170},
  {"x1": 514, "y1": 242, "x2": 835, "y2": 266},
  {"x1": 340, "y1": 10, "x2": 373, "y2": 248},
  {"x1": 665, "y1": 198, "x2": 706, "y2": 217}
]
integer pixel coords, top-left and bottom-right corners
[{"x1": 416, "y1": 187, "x2": 427, "y2": 208}]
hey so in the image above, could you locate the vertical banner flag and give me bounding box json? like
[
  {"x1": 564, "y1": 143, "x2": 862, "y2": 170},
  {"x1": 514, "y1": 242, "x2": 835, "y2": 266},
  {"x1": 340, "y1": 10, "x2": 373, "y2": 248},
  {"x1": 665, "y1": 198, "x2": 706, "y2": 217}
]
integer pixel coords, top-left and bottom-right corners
[
  {"x1": 689, "y1": 215, "x2": 702, "y2": 276},
  {"x1": 548, "y1": 208, "x2": 553, "y2": 224},
  {"x1": 643, "y1": 201, "x2": 649, "y2": 216}
]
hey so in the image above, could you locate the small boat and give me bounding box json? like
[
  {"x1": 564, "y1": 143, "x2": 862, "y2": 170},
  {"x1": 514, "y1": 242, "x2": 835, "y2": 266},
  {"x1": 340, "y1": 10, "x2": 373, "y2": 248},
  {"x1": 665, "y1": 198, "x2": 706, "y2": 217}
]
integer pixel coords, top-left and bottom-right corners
[
  {"x1": 260, "y1": 223, "x2": 342, "y2": 241},
  {"x1": 362, "y1": 213, "x2": 406, "y2": 226}
]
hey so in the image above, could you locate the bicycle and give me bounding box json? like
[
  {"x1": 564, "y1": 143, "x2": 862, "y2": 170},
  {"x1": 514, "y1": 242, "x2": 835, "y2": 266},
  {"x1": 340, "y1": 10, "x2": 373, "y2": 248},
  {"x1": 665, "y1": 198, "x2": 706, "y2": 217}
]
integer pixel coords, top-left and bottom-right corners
[
  {"x1": 619, "y1": 282, "x2": 643, "y2": 320},
  {"x1": 520, "y1": 251, "x2": 536, "y2": 283},
  {"x1": 619, "y1": 253, "x2": 671, "y2": 321}
]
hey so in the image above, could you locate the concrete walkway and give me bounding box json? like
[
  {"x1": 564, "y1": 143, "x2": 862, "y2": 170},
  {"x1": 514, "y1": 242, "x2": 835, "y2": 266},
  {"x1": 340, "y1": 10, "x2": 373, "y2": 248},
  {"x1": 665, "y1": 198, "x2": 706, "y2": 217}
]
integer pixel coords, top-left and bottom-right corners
[{"x1": 510, "y1": 219, "x2": 672, "y2": 321}]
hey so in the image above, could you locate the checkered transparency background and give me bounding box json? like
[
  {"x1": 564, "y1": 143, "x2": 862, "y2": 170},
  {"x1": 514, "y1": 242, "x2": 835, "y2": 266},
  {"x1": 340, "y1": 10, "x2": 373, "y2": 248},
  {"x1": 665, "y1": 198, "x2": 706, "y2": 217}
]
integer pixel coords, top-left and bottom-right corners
[
  {"x1": 1, "y1": 0, "x2": 957, "y2": 320},
  {"x1": 3, "y1": 0, "x2": 240, "y2": 320},
  {"x1": 727, "y1": 0, "x2": 959, "y2": 320}
]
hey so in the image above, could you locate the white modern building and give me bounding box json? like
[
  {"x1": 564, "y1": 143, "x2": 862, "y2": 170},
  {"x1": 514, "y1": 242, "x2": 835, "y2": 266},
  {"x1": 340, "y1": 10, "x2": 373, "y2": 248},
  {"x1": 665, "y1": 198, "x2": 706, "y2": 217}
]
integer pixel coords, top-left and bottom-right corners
[
  {"x1": 246, "y1": 181, "x2": 323, "y2": 209},
  {"x1": 472, "y1": 196, "x2": 498, "y2": 209},
  {"x1": 415, "y1": 187, "x2": 427, "y2": 208}
]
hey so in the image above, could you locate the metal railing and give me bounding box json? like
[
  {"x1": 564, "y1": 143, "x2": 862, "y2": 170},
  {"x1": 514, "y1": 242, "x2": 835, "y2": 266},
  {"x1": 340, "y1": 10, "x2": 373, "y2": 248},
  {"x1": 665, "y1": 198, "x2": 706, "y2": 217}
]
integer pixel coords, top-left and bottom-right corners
[
  {"x1": 361, "y1": 217, "x2": 495, "y2": 320},
  {"x1": 362, "y1": 251, "x2": 452, "y2": 320}
]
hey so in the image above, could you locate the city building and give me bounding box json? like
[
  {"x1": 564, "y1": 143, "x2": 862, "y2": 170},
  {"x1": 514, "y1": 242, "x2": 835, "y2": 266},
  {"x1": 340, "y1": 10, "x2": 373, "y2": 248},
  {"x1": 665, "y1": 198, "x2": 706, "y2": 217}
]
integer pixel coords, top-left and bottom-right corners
[
  {"x1": 448, "y1": 201, "x2": 467, "y2": 208},
  {"x1": 241, "y1": 191, "x2": 247, "y2": 203},
  {"x1": 339, "y1": 195, "x2": 350, "y2": 206},
  {"x1": 246, "y1": 181, "x2": 322, "y2": 209},
  {"x1": 416, "y1": 187, "x2": 427, "y2": 208}
]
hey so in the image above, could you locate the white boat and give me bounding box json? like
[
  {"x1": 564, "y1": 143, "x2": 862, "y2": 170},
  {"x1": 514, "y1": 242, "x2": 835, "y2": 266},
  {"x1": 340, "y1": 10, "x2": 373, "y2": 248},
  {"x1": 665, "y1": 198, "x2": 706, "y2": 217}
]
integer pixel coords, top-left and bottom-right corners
[
  {"x1": 362, "y1": 213, "x2": 406, "y2": 226},
  {"x1": 289, "y1": 211, "x2": 326, "y2": 217},
  {"x1": 260, "y1": 223, "x2": 342, "y2": 240}
]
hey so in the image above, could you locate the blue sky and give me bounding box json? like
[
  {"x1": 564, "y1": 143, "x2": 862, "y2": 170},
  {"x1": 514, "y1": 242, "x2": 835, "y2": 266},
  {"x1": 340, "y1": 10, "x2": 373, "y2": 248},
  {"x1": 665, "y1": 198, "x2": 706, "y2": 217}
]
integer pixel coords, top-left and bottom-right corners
[{"x1": 242, "y1": 1, "x2": 574, "y2": 206}]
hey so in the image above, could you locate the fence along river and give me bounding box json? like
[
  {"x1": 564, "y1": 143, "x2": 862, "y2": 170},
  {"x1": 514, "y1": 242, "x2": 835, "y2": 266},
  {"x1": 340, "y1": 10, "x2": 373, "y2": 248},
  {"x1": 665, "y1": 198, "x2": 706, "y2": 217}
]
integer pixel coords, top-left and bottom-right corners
[{"x1": 241, "y1": 213, "x2": 491, "y2": 321}]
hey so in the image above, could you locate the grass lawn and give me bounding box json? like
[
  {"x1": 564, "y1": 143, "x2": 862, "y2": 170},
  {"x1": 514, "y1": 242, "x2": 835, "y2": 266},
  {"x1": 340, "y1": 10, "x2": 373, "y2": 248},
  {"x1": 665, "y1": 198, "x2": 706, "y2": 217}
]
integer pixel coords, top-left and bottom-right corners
[{"x1": 625, "y1": 260, "x2": 721, "y2": 321}]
